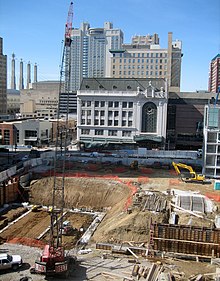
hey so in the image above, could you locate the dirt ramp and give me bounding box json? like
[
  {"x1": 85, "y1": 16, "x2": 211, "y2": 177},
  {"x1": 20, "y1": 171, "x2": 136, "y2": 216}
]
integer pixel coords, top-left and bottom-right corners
[{"x1": 30, "y1": 177, "x2": 131, "y2": 209}]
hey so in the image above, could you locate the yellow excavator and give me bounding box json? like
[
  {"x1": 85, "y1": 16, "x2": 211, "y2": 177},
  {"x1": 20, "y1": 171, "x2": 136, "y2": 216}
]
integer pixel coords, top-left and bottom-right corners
[{"x1": 172, "y1": 162, "x2": 211, "y2": 184}]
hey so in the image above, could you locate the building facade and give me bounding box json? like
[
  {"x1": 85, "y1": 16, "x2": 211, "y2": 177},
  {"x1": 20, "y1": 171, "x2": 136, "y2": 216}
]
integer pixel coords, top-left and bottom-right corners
[
  {"x1": 20, "y1": 81, "x2": 59, "y2": 119},
  {"x1": 0, "y1": 37, "x2": 7, "y2": 114},
  {"x1": 203, "y1": 103, "x2": 220, "y2": 178},
  {"x1": 0, "y1": 119, "x2": 52, "y2": 147},
  {"x1": 7, "y1": 89, "x2": 20, "y2": 116},
  {"x1": 109, "y1": 32, "x2": 182, "y2": 92},
  {"x1": 167, "y1": 91, "x2": 214, "y2": 150},
  {"x1": 208, "y1": 54, "x2": 220, "y2": 93},
  {"x1": 77, "y1": 78, "x2": 168, "y2": 148},
  {"x1": 69, "y1": 22, "x2": 124, "y2": 91}
]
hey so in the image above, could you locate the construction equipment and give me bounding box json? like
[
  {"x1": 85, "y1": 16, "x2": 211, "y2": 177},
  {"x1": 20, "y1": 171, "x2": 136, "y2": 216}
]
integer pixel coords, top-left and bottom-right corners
[
  {"x1": 130, "y1": 160, "x2": 139, "y2": 170},
  {"x1": 172, "y1": 162, "x2": 211, "y2": 184},
  {"x1": 33, "y1": 2, "x2": 76, "y2": 277},
  {"x1": 61, "y1": 220, "x2": 75, "y2": 235}
]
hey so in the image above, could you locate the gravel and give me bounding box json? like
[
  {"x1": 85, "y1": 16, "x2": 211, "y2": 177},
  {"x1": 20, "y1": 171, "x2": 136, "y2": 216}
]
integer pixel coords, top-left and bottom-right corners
[{"x1": 0, "y1": 243, "x2": 136, "y2": 281}]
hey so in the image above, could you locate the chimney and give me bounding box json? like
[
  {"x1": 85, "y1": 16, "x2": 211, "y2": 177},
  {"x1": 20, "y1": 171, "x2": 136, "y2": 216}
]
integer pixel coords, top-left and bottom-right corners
[
  {"x1": 19, "y1": 59, "x2": 24, "y2": 90},
  {"x1": 26, "y1": 61, "x2": 31, "y2": 89},
  {"x1": 34, "y1": 63, "x2": 37, "y2": 83},
  {"x1": 11, "y1": 53, "x2": 16, "y2": 89}
]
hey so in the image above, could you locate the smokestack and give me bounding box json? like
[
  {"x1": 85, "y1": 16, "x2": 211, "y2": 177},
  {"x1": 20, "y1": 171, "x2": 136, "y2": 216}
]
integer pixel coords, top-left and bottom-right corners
[
  {"x1": 34, "y1": 63, "x2": 37, "y2": 83},
  {"x1": 26, "y1": 61, "x2": 31, "y2": 89},
  {"x1": 11, "y1": 53, "x2": 16, "y2": 89},
  {"x1": 19, "y1": 59, "x2": 24, "y2": 90}
]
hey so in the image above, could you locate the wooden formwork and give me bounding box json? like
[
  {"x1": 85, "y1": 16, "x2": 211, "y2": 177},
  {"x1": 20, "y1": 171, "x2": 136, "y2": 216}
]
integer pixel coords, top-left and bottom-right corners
[{"x1": 152, "y1": 223, "x2": 220, "y2": 258}]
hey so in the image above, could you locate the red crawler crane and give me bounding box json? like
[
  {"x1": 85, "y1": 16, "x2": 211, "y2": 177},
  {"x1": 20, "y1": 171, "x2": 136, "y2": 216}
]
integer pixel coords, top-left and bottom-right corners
[{"x1": 33, "y1": 2, "x2": 75, "y2": 277}]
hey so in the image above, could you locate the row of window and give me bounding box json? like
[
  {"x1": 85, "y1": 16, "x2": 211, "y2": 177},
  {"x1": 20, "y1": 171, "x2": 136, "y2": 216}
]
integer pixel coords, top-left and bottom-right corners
[
  {"x1": 81, "y1": 101, "x2": 134, "y2": 108},
  {"x1": 113, "y1": 58, "x2": 167, "y2": 64},
  {"x1": 113, "y1": 71, "x2": 167, "y2": 76},
  {"x1": 81, "y1": 119, "x2": 133, "y2": 127},
  {"x1": 114, "y1": 52, "x2": 167, "y2": 58},
  {"x1": 114, "y1": 64, "x2": 167, "y2": 70},
  {"x1": 82, "y1": 110, "x2": 133, "y2": 118},
  {"x1": 81, "y1": 129, "x2": 132, "y2": 137}
]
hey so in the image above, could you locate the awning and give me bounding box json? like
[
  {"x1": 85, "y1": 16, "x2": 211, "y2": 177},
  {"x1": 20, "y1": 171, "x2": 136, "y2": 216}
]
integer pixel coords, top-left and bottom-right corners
[{"x1": 134, "y1": 135, "x2": 163, "y2": 143}]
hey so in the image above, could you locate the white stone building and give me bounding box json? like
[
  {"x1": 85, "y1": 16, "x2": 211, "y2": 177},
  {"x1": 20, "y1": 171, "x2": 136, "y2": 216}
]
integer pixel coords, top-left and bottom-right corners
[{"x1": 77, "y1": 78, "x2": 168, "y2": 148}]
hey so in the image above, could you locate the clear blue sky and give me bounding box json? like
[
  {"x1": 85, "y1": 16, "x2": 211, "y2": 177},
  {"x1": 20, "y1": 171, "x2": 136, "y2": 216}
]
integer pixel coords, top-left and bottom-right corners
[{"x1": 0, "y1": 0, "x2": 219, "y2": 92}]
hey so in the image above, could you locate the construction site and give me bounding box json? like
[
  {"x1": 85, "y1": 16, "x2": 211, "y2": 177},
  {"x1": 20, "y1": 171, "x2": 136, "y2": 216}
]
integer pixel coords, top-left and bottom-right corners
[
  {"x1": 0, "y1": 157, "x2": 220, "y2": 280},
  {"x1": 0, "y1": 2, "x2": 219, "y2": 281}
]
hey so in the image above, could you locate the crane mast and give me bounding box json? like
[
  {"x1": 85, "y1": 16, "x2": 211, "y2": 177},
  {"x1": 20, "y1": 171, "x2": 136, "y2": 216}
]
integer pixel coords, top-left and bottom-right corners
[
  {"x1": 33, "y1": 2, "x2": 74, "y2": 276},
  {"x1": 50, "y1": 0, "x2": 73, "y2": 251}
]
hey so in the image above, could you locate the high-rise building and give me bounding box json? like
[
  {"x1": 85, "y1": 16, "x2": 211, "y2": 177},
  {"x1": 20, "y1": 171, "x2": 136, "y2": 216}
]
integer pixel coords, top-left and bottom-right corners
[
  {"x1": 109, "y1": 32, "x2": 182, "y2": 92},
  {"x1": 69, "y1": 22, "x2": 124, "y2": 91},
  {"x1": 68, "y1": 22, "x2": 182, "y2": 92},
  {"x1": 0, "y1": 37, "x2": 7, "y2": 114},
  {"x1": 208, "y1": 54, "x2": 220, "y2": 93}
]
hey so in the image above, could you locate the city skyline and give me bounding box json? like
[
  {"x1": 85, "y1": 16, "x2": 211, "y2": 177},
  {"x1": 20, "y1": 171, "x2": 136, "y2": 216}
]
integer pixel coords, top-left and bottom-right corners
[{"x1": 0, "y1": 0, "x2": 219, "y2": 92}]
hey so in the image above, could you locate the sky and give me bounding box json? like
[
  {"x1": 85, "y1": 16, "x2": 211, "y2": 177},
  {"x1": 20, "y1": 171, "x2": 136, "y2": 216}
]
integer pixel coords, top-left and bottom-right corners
[{"x1": 0, "y1": 0, "x2": 220, "y2": 92}]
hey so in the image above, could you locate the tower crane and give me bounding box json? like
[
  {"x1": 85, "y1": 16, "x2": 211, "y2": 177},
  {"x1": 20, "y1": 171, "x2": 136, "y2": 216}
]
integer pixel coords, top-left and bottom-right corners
[{"x1": 33, "y1": 2, "x2": 75, "y2": 277}]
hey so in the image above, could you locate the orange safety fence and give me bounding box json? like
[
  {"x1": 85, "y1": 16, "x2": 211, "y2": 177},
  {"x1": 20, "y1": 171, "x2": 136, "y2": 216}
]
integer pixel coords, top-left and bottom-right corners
[
  {"x1": 169, "y1": 179, "x2": 181, "y2": 186},
  {"x1": 7, "y1": 237, "x2": 46, "y2": 249},
  {"x1": 205, "y1": 193, "x2": 220, "y2": 202},
  {"x1": 138, "y1": 176, "x2": 149, "y2": 184},
  {"x1": 140, "y1": 167, "x2": 154, "y2": 174},
  {"x1": 169, "y1": 169, "x2": 177, "y2": 176}
]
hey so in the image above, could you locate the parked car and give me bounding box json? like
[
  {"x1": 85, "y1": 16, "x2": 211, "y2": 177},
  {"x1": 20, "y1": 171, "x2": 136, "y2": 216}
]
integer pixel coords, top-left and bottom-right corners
[{"x1": 0, "y1": 253, "x2": 23, "y2": 271}]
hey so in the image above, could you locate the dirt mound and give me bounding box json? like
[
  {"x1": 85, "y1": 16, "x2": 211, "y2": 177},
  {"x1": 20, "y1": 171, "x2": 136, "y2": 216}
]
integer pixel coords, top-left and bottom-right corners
[{"x1": 30, "y1": 177, "x2": 131, "y2": 210}]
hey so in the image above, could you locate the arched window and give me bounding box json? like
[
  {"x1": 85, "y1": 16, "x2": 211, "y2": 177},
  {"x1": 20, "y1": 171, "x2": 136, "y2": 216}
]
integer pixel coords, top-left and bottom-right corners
[{"x1": 142, "y1": 102, "x2": 157, "y2": 132}]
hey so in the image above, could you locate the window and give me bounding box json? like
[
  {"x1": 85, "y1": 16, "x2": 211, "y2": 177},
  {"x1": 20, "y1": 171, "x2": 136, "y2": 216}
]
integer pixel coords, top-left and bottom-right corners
[
  {"x1": 128, "y1": 102, "x2": 133, "y2": 108},
  {"x1": 87, "y1": 101, "x2": 91, "y2": 107},
  {"x1": 3, "y1": 130, "x2": 10, "y2": 145},
  {"x1": 95, "y1": 129, "x2": 104, "y2": 135},
  {"x1": 122, "y1": 120, "x2": 126, "y2": 126},
  {"x1": 142, "y1": 102, "x2": 157, "y2": 132},
  {"x1": 108, "y1": 120, "x2": 112, "y2": 126},
  {"x1": 122, "y1": 111, "x2": 126, "y2": 117},
  {"x1": 122, "y1": 131, "x2": 131, "y2": 137},
  {"x1": 100, "y1": 120, "x2": 105, "y2": 125},
  {"x1": 114, "y1": 120, "x2": 118, "y2": 126},
  {"x1": 108, "y1": 101, "x2": 113, "y2": 107},
  {"x1": 114, "y1": 101, "x2": 119, "y2": 107},
  {"x1": 122, "y1": 102, "x2": 127, "y2": 108},
  {"x1": 95, "y1": 101, "x2": 99, "y2": 107},
  {"x1": 108, "y1": 130, "x2": 117, "y2": 136},
  {"x1": 100, "y1": 101, "x2": 105, "y2": 107},
  {"x1": 114, "y1": 111, "x2": 119, "y2": 117},
  {"x1": 128, "y1": 121, "x2": 133, "y2": 127},
  {"x1": 100, "y1": 110, "x2": 105, "y2": 116},
  {"x1": 128, "y1": 111, "x2": 133, "y2": 117},
  {"x1": 95, "y1": 110, "x2": 99, "y2": 116},
  {"x1": 81, "y1": 101, "x2": 86, "y2": 107},
  {"x1": 81, "y1": 129, "x2": 90, "y2": 135},
  {"x1": 108, "y1": 111, "x2": 113, "y2": 117}
]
